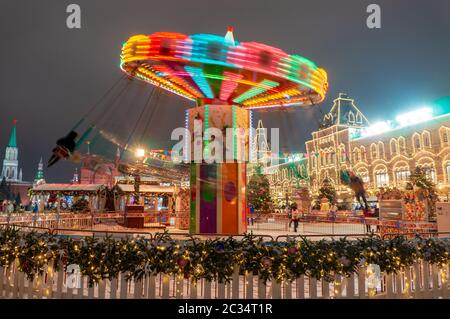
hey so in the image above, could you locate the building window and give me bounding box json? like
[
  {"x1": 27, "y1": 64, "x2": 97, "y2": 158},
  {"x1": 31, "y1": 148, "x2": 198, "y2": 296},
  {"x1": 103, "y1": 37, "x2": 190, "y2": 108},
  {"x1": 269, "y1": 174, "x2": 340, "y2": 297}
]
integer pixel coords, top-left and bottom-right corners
[
  {"x1": 422, "y1": 167, "x2": 436, "y2": 182},
  {"x1": 422, "y1": 131, "x2": 431, "y2": 148},
  {"x1": 371, "y1": 144, "x2": 377, "y2": 159},
  {"x1": 378, "y1": 142, "x2": 385, "y2": 158},
  {"x1": 358, "y1": 172, "x2": 369, "y2": 183},
  {"x1": 361, "y1": 146, "x2": 366, "y2": 161},
  {"x1": 446, "y1": 164, "x2": 450, "y2": 183},
  {"x1": 375, "y1": 172, "x2": 389, "y2": 187},
  {"x1": 339, "y1": 146, "x2": 345, "y2": 163},
  {"x1": 390, "y1": 139, "x2": 398, "y2": 156},
  {"x1": 395, "y1": 168, "x2": 410, "y2": 183},
  {"x1": 440, "y1": 127, "x2": 449, "y2": 145},
  {"x1": 348, "y1": 111, "x2": 355, "y2": 124},
  {"x1": 399, "y1": 137, "x2": 406, "y2": 154},
  {"x1": 413, "y1": 134, "x2": 421, "y2": 150}
]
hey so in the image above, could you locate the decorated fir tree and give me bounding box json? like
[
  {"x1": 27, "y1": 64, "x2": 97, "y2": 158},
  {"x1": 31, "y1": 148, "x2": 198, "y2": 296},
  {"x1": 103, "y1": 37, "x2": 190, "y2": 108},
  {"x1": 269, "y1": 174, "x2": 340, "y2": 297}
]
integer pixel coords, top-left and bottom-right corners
[
  {"x1": 247, "y1": 165, "x2": 272, "y2": 213},
  {"x1": 318, "y1": 177, "x2": 337, "y2": 205},
  {"x1": 406, "y1": 166, "x2": 438, "y2": 220}
]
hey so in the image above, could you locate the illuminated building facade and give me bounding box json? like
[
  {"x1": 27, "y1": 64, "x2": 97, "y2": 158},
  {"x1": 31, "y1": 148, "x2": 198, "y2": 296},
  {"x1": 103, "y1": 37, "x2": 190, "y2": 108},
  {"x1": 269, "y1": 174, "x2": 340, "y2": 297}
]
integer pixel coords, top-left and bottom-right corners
[{"x1": 305, "y1": 93, "x2": 450, "y2": 198}]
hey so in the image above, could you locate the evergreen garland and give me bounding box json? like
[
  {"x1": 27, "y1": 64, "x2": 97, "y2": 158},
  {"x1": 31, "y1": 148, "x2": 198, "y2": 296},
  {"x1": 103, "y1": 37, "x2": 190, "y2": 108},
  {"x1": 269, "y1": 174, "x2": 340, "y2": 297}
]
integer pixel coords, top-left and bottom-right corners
[{"x1": 0, "y1": 228, "x2": 448, "y2": 287}]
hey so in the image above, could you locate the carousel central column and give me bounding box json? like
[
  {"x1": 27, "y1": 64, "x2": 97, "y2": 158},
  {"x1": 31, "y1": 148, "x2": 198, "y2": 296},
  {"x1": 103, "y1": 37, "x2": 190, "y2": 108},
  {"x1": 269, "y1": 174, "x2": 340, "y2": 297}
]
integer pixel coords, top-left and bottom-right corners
[{"x1": 187, "y1": 104, "x2": 249, "y2": 235}]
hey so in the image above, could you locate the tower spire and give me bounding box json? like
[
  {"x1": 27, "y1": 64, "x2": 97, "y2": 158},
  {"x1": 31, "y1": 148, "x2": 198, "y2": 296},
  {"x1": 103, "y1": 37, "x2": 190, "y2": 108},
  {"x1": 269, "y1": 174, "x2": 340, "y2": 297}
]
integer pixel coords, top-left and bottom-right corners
[
  {"x1": 8, "y1": 119, "x2": 17, "y2": 148},
  {"x1": 2, "y1": 119, "x2": 19, "y2": 181},
  {"x1": 34, "y1": 157, "x2": 45, "y2": 185}
]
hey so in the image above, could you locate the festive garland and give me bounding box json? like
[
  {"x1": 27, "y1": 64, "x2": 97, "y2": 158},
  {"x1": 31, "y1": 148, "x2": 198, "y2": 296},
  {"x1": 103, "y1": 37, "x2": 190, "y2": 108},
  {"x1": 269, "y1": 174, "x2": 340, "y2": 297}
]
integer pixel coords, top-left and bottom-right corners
[{"x1": 0, "y1": 229, "x2": 448, "y2": 287}]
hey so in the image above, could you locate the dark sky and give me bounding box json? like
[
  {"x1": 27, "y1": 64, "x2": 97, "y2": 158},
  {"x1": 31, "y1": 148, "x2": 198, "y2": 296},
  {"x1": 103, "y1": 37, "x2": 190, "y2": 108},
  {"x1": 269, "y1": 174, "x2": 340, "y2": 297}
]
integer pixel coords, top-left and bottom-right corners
[{"x1": 1, "y1": 0, "x2": 449, "y2": 182}]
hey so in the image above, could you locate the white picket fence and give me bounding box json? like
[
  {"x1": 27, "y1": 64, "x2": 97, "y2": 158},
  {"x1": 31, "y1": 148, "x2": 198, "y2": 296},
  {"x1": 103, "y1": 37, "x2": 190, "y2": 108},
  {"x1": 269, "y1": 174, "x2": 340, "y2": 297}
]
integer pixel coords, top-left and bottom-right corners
[{"x1": 0, "y1": 260, "x2": 448, "y2": 299}]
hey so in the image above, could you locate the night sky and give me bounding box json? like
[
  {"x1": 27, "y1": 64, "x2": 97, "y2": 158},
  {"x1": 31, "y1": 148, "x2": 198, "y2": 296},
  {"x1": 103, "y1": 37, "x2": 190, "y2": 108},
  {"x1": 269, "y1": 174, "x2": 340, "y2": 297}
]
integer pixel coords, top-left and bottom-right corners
[{"x1": 1, "y1": 0, "x2": 449, "y2": 182}]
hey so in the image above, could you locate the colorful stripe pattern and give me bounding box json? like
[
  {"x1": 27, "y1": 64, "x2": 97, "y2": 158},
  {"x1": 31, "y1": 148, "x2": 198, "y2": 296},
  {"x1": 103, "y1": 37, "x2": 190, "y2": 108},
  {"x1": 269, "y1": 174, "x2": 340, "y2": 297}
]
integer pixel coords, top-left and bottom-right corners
[
  {"x1": 120, "y1": 31, "x2": 328, "y2": 109},
  {"x1": 190, "y1": 163, "x2": 247, "y2": 235}
]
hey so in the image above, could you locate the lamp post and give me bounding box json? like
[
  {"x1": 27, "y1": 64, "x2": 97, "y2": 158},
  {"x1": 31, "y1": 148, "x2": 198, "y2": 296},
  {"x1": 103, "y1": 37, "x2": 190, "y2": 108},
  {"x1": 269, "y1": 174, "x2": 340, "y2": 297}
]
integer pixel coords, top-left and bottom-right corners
[{"x1": 134, "y1": 148, "x2": 145, "y2": 205}]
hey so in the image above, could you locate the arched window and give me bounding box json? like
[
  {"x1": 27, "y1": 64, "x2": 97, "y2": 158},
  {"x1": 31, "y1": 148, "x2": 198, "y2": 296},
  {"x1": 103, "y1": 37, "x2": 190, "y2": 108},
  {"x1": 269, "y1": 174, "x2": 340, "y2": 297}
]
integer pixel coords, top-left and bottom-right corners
[
  {"x1": 360, "y1": 146, "x2": 367, "y2": 162},
  {"x1": 441, "y1": 127, "x2": 449, "y2": 145},
  {"x1": 413, "y1": 133, "x2": 421, "y2": 151},
  {"x1": 370, "y1": 144, "x2": 377, "y2": 160},
  {"x1": 378, "y1": 142, "x2": 385, "y2": 159},
  {"x1": 394, "y1": 163, "x2": 410, "y2": 184},
  {"x1": 357, "y1": 169, "x2": 370, "y2": 183},
  {"x1": 340, "y1": 145, "x2": 346, "y2": 163},
  {"x1": 374, "y1": 165, "x2": 389, "y2": 187},
  {"x1": 446, "y1": 162, "x2": 450, "y2": 182},
  {"x1": 417, "y1": 161, "x2": 436, "y2": 183},
  {"x1": 390, "y1": 138, "x2": 398, "y2": 156},
  {"x1": 398, "y1": 137, "x2": 406, "y2": 154},
  {"x1": 348, "y1": 111, "x2": 355, "y2": 124},
  {"x1": 356, "y1": 148, "x2": 361, "y2": 162},
  {"x1": 422, "y1": 131, "x2": 431, "y2": 148},
  {"x1": 356, "y1": 113, "x2": 362, "y2": 124}
]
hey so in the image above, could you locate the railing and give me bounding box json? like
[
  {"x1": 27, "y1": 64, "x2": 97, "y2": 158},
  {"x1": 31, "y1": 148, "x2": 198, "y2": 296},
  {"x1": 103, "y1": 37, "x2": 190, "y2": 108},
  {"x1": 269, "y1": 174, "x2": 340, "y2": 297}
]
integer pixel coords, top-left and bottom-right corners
[
  {"x1": 0, "y1": 211, "x2": 181, "y2": 231},
  {"x1": 247, "y1": 213, "x2": 438, "y2": 237},
  {"x1": 0, "y1": 260, "x2": 448, "y2": 299}
]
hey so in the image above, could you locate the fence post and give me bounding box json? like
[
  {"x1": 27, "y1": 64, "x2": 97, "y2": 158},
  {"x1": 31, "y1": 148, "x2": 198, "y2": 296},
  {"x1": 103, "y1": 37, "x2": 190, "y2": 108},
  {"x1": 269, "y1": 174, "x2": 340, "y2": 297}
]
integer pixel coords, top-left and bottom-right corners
[
  {"x1": 176, "y1": 274, "x2": 184, "y2": 299},
  {"x1": 232, "y1": 266, "x2": 239, "y2": 299},
  {"x1": 296, "y1": 276, "x2": 305, "y2": 299},
  {"x1": 358, "y1": 266, "x2": 367, "y2": 299},
  {"x1": 258, "y1": 277, "x2": 266, "y2": 299},
  {"x1": 272, "y1": 280, "x2": 281, "y2": 299},
  {"x1": 189, "y1": 279, "x2": 198, "y2": 299},
  {"x1": 245, "y1": 271, "x2": 253, "y2": 299},
  {"x1": 204, "y1": 280, "x2": 212, "y2": 299},
  {"x1": 309, "y1": 277, "x2": 317, "y2": 298},
  {"x1": 413, "y1": 262, "x2": 422, "y2": 298}
]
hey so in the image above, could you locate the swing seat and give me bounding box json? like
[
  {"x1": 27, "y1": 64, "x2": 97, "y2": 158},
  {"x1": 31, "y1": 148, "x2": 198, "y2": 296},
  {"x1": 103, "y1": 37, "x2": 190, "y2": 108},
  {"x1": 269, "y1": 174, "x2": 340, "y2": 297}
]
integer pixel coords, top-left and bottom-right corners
[{"x1": 54, "y1": 145, "x2": 71, "y2": 159}]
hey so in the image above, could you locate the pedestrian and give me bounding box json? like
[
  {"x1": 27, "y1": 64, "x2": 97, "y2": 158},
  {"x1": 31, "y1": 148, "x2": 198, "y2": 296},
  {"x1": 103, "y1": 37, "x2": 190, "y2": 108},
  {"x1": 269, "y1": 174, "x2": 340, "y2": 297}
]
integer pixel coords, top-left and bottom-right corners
[
  {"x1": 292, "y1": 207, "x2": 300, "y2": 232},
  {"x1": 363, "y1": 206, "x2": 374, "y2": 232},
  {"x1": 7, "y1": 201, "x2": 14, "y2": 214},
  {"x1": 287, "y1": 206, "x2": 293, "y2": 228},
  {"x1": 1, "y1": 200, "x2": 6, "y2": 213},
  {"x1": 330, "y1": 203, "x2": 338, "y2": 220}
]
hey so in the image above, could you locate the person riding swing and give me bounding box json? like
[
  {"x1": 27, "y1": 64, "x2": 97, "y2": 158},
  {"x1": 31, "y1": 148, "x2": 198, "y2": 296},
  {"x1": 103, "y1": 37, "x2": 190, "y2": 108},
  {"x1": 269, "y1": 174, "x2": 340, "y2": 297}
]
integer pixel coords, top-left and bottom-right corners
[{"x1": 47, "y1": 131, "x2": 78, "y2": 167}]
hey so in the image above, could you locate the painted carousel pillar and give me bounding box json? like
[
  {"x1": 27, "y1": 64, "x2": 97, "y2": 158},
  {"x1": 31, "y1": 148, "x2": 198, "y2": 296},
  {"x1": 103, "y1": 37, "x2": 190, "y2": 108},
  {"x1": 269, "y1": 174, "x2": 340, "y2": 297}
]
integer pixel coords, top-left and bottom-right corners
[{"x1": 187, "y1": 104, "x2": 248, "y2": 235}]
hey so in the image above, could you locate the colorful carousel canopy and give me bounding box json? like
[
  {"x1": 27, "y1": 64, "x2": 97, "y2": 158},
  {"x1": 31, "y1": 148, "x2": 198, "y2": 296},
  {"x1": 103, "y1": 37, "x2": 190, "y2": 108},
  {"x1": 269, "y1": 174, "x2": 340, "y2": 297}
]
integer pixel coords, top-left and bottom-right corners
[{"x1": 120, "y1": 28, "x2": 328, "y2": 110}]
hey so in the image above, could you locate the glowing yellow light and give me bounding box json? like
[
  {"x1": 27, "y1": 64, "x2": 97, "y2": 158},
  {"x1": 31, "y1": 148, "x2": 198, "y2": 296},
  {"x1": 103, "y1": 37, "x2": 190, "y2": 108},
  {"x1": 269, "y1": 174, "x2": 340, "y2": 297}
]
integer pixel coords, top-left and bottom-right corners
[{"x1": 135, "y1": 148, "x2": 146, "y2": 158}]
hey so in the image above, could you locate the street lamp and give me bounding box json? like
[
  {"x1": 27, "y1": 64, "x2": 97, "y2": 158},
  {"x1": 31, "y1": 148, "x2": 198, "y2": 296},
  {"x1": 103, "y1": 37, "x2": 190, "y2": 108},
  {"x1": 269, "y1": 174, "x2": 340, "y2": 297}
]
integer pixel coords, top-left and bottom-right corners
[
  {"x1": 135, "y1": 148, "x2": 145, "y2": 158},
  {"x1": 133, "y1": 148, "x2": 146, "y2": 205}
]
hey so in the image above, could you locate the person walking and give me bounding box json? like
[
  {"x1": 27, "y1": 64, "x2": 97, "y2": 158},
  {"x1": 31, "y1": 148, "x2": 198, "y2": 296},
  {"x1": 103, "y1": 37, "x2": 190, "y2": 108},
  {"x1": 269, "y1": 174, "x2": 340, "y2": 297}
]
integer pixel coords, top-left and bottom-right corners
[
  {"x1": 287, "y1": 206, "x2": 293, "y2": 229},
  {"x1": 292, "y1": 207, "x2": 300, "y2": 232}
]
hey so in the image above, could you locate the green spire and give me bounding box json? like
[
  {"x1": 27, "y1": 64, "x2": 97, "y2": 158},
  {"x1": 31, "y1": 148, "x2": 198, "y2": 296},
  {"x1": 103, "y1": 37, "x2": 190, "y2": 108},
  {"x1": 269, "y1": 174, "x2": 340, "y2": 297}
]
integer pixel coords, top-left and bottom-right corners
[
  {"x1": 34, "y1": 157, "x2": 44, "y2": 183},
  {"x1": 8, "y1": 119, "x2": 17, "y2": 148}
]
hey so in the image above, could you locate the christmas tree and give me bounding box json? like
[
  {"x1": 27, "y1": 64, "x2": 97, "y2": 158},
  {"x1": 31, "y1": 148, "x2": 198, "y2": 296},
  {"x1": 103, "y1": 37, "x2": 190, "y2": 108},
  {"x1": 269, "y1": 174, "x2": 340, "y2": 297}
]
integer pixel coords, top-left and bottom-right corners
[
  {"x1": 406, "y1": 166, "x2": 438, "y2": 220},
  {"x1": 247, "y1": 165, "x2": 272, "y2": 213},
  {"x1": 318, "y1": 177, "x2": 337, "y2": 204}
]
